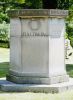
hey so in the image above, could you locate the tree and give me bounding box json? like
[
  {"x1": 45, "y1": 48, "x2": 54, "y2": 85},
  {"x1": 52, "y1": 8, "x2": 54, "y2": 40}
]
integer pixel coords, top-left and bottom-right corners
[
  {"x1": 42, "y1": 0, "x2": 57, "y2": 9},
  {"x1": 42, "y1": 0, "x2": 72, "y2": 9},
  {"x1": 0, "y1": 0, "x2": 73, "y2": 23}
]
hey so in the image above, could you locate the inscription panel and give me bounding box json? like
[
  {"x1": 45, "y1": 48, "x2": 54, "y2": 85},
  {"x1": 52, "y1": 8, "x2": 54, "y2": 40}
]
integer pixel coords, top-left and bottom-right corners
[
  {"x1": 22, "y1": 37, "x2": 49, "y2": 75},
  {"x1": 21, "y1": 18, "x2": 48, "y2": 36}
]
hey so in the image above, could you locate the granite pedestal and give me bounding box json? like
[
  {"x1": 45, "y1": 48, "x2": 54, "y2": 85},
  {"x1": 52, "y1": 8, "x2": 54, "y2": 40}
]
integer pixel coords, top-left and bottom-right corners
[
  {"x1": 1, "y1": 78, "x2": 73, "y2": 93},
  {"x1": 5, "y1": 9, "x2": 72, "y2": 92}
]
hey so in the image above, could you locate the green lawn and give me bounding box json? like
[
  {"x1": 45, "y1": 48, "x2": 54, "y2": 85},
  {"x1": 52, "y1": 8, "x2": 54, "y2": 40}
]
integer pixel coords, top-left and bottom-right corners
[
  {"x1": 0, "y1": 48, "x2": 9, "y2": 62},
  {"x1": 0, "y1": 48, "x2": 9, "y2": 77},
  {"x1": 0, "y1": 91, "x2": 73, "y2": 100},
  {"x1": 0, "y1": 62, "x2": 9, "y2": 77}
]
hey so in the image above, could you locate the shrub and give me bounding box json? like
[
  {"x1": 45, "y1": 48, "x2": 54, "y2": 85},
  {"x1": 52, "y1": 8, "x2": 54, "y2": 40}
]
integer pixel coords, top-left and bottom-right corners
[
  {"x1": 0, "y1": 13, "x2": 9, "y2": 23},
  {"x1": 69, "y1": 37, "x2": 73, "y2": 48},
  {"x1": 66, "y1": 24, "x2": 73, "y2": 48},
  {"x1": 0, "y1": 22, "x2": 10, "y2": 48}
]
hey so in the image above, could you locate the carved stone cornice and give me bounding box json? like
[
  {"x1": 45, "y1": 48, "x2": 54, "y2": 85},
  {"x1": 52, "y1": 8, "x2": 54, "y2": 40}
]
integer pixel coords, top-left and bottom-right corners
[{"x1": 8, "y1": 9, "x2": 68, "y2": 18}]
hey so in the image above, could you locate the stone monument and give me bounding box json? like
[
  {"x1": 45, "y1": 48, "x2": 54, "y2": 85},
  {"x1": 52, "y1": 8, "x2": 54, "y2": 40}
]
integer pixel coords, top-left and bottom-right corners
[
  {"x1": 1, "y1": 9, "x2": 73, "y2": 93},
  {"x1": 7, "y1": 9, "x2": 69, "y2": 85}
]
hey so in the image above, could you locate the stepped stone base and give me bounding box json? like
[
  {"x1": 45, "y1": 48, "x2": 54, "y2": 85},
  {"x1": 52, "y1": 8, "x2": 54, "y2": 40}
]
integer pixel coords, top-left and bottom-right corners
[
  {"x1": 0, "y1": 78, "x2": 73, "y2": 93},
  {"x1": 6, "y1": 73, "x2": 69, "y2": 84}
]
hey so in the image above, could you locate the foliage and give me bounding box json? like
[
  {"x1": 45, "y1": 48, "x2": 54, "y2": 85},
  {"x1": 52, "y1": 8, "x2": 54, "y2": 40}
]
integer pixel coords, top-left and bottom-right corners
[
  {"x1": 66, "y1": 64, "x2": 73, "y2": 77},
  {"x1": 0, "y1": 13, "x2": 9, "y2": 23},
  {"x1": 66, "y1": 22, "x2": 73, "y2": 47},
  {"x1": 25, "y1": 0, "x2": 42, "y2": 8},
  {"x1": 0, "y1": 22, "x2": 10, "y2": 40},
  {"x1": 16, "y1": 0, "x2": 25, "y2": 3},
  {"x1": 57, "y1": 0, "x2": 72, "y2": 9},
  {"x1": 0, "y1": 22, "x2": 10, "y2": 48},
  {"x1": 21, "y1": 0, "x2": 73, "y2": 9},
  {"x1": 42, "y1": 0, "x2": 70, "y2": 9},
  {"x1": 0, "y1": 0, "x2": 73, "y2": 47},
  {"x1": 0, "y1": 0, "x2": 72, "y2": 22},
  {"x1": 66, "y1": 25, "x2": 73, "y2": 37},
  {"x1": 70, "y1": 38, "x2": 73, "y2": 48},
  {"x1": 13, "y1": 0, "x2": 73, "y2": 9}
]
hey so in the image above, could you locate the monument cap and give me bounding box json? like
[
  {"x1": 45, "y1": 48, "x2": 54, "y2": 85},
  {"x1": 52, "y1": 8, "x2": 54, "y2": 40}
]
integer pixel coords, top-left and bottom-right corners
[{"x1": 8, "y1": 9, "x2": 68, "y2": 18}]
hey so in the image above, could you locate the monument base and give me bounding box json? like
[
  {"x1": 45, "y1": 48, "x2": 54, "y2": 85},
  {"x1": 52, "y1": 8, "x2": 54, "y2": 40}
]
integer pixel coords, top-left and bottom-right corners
[
  {"x1": 6, "y1": 73, "x2": 69, "y2": 84},
  {"x1": 0, "y1": 78, "x2": 73, "y2": 93}
]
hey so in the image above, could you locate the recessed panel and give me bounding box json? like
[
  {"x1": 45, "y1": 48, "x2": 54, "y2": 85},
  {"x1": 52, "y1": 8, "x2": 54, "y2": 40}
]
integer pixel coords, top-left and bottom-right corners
[{"x1": 22, "y1": 37, "x2": 49, "y2": 76}]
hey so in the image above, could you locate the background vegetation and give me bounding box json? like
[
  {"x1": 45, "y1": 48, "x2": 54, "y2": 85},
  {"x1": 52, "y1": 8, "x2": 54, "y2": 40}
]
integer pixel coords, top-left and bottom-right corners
[
  {"x1": 0, "y1": 0, "x2": 73, "y2": 48},
  {"x1": 0, "y1": 22, "x2": 10, "y2": 48}
]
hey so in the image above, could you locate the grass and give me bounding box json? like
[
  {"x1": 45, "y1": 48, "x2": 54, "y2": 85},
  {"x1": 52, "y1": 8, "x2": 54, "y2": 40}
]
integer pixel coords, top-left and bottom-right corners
[
  {"x1": 0, "y1": 62, "x2": 9, "y2": 77},
  {"x1": 0, "y1": 48, "x2": 9, "y2": 77},
  {"x1": 0, "y1": 91, "x2": 73, "y2": 100},
  {"x1": 0, "y1": 48, "x2": 9, "y2": 63}
]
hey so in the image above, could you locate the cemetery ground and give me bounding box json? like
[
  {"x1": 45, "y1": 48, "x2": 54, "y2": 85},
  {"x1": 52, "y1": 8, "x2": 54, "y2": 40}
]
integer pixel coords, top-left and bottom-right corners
[{"x1": 0, "y1": 47, "x2": 73, "y2": 100}]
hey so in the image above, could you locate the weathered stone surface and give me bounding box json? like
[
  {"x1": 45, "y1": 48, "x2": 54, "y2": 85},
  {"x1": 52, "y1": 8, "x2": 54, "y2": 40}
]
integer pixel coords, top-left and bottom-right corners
[
  {"x1": 7, "y1": 73, "x2": 69, "y2": 84},
  {"x1": 8, "y1": 9, "x2": 68, "y2": 18},
  {"x1": 7, "y1": 9, "x2": 69, "y2": 85},
  {"x1": 1, "y1": 78, "x2": 73, "y2": 93}
]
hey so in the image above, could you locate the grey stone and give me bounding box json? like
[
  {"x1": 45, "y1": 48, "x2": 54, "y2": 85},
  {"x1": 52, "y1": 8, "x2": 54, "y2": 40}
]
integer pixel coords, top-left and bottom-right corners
[
  {"x1": 8, "y1": 9, "x2": 68, "y2": 18},
  {"x1": 6, "y1": 73, "x2": 69, "y2": 84},
  {"x1": 1, "y1": 78, "x2": 73, "y2": 93},
  {"x1": 7, "y1": 9, "x2": 69, "y2": 85}
]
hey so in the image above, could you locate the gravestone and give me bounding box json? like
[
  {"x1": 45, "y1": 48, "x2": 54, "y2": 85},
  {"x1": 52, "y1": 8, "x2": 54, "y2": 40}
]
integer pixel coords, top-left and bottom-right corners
[{"x1": 6, "y1": 9, "x2": 69, "y2": 85}]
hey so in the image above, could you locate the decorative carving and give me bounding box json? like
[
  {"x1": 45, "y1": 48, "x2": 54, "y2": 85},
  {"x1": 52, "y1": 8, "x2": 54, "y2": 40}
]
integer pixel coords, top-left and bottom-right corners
[{"x1": 28, "y1": 19, "x2": 41, "y2": 31}]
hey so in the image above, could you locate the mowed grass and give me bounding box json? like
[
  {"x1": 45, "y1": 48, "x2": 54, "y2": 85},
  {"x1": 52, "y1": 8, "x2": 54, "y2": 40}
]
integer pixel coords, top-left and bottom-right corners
[
  {"x1": 0, "y1": 62, "x2": 9, "y2": 77},
  {"x1": 0, "y1": 48, "x2": 9, "y2": 77},
  {"x1": 0, "y1": 48, "x2": 9, "y2": 63},
  {"x1": 0, "y1": 91, "x2": 73, "y2": 100}
]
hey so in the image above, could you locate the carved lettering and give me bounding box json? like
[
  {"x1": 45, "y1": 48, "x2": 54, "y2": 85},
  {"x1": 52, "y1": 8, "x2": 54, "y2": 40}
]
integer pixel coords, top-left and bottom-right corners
[{"x1": 22, "y1": 32, "x2": 48, "y2": 36}]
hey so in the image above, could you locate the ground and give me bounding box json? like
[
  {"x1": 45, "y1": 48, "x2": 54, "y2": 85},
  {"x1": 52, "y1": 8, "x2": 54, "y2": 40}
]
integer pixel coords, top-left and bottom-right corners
[
  {"x1": 0, "y1": 48, "x2": 9, "y2": 63},
  {"x1": 0, "y1": 47, "x2": 73, "y2": 100},
  {"x1": 0, "y1": 90, "x2": 73, "y2": 100}
]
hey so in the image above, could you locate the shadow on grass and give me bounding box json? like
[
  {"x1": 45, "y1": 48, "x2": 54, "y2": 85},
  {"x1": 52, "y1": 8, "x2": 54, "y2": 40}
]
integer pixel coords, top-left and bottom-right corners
[
  {"x1": 66, "y1": 64, "x2": 73, "y2": 77},
  {"x1": 0, "y1": 62, "x2": 9, "y2": 78}
]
